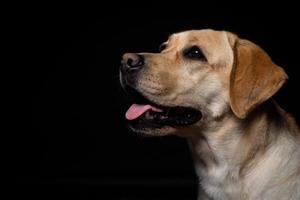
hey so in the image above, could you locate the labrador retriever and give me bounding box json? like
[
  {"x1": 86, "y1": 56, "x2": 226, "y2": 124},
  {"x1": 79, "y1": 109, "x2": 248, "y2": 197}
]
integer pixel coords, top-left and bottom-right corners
[{"x1": 119, "y1": 29, "x2": 300, "y2": 200}]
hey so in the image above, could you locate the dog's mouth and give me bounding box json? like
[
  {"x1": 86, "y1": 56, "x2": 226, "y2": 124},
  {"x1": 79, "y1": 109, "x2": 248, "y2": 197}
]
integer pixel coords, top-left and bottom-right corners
[{"x1": 124, "y1": 86, "x2": 202, "y2": 129}]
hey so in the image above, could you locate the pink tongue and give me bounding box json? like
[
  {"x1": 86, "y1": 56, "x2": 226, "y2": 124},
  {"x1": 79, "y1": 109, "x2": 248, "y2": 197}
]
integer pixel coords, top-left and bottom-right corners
[{"x1": 125, "y1": 104, "x2": 162, "y2": 120}]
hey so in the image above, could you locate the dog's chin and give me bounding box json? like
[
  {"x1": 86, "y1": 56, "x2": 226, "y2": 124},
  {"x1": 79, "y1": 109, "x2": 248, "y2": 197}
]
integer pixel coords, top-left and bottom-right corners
[{"x1": 128, "y1": 123, "x2": 177, "y2": 136}]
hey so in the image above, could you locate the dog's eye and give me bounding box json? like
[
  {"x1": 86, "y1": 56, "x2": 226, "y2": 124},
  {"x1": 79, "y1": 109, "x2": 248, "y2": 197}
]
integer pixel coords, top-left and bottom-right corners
[{"x1": 184, "y1": 46, "x2": 207, "y2": 61}]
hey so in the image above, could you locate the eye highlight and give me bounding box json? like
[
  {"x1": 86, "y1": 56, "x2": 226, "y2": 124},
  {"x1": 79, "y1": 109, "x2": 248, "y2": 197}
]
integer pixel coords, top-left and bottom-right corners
[{"x1": 183, "y1": 46, "x2": 207, "y2": 61}]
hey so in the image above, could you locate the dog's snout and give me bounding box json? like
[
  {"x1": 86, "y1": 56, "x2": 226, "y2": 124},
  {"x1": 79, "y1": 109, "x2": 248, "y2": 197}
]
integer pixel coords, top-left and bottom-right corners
[
  {"x1": 122, "y1": 53, "x2": 144, "y2": 69},
  {"x1": 120, "y1": 53, "x2": 145, "y2": 87}
]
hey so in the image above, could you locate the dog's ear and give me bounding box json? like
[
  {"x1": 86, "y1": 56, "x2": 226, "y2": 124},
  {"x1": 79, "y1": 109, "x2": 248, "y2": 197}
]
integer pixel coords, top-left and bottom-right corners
[{"x1": 229, "y1": 39, "x2": 288, "y2": 119}]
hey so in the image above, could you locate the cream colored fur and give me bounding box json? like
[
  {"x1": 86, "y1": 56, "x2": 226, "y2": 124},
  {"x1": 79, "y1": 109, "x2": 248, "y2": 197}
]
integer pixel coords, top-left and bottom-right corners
[{"x1": 127, "y1": 29, "x2": 300, "y2": 200}]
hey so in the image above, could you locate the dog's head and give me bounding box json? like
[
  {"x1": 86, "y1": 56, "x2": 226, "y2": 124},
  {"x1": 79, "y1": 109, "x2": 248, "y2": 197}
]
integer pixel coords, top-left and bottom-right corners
[{"x1": 120, "y1": 29, "x2": 287, "y2": 136}]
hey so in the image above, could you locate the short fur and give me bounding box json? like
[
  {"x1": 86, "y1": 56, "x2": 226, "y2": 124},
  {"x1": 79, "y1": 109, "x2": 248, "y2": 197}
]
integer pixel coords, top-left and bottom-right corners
[{"x1": 124, "y1": 29, "x2": 300, "y2": 200}]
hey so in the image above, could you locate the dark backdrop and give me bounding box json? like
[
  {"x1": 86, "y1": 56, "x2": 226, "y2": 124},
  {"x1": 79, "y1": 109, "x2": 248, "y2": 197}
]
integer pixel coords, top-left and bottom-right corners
[{"x1": 15, "y1": 4, "x2": 300, "y2": 200}]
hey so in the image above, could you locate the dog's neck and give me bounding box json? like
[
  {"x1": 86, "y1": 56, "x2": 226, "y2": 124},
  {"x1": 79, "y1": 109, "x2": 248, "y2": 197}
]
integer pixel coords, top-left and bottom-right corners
[
  {"x1": 185, "y1": 100, "x2": 299, "y2": 199},
  {"x1": 186, "y1": 99, "x2": 297, "y2": 179}
]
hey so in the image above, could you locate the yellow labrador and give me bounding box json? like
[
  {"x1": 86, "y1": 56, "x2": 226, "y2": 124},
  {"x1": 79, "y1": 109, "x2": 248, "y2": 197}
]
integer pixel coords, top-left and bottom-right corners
[{"x1": 120, "y1": 29, "x2": 300, "y2": 200}]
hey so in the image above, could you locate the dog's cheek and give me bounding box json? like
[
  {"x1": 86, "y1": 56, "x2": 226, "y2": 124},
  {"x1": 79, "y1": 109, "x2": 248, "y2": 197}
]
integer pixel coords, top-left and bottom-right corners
[
  {"x1": 200, "y1": 76, "x2": 229, "y2": 118},
  {"x1": 157, "y1": 71, "x2": 178, "y2": 95},
  {"x1": 138, "y1": 68, "x2": 178, "y2": 96}
]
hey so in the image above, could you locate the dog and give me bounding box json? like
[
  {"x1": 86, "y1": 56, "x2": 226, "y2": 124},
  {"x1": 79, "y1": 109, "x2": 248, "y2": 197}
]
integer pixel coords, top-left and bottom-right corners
[{"x1": 119, "y1": 29, "x2": 300, "y2": 200}]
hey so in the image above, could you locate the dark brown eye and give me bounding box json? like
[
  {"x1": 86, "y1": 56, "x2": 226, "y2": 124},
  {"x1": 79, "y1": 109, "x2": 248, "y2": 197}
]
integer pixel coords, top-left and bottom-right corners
[
  {"x1": 184, "y1": 46, "x2": 207, "y2": 61},
  {"x1": 159, "y1": 43, "x2": 167, "y2": 52}
]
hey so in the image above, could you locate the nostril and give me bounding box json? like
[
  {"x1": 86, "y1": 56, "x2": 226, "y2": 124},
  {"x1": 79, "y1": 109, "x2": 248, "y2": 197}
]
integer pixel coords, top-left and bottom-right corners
[
  {"x1": 122, "y1": 53, "x2": 144, "y2": 69},
  {"x1": 127, "y1": 58, "x2": 133, "y2": 66},
  {"x1": 132, "y1": 55, "x2": 144, "y2": 67}
]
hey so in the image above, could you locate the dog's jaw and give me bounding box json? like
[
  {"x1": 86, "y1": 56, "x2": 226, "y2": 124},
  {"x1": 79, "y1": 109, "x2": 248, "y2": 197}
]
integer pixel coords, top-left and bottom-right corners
[{"x1": 128, "y1": 124, "x2": 177, "y2": 136}]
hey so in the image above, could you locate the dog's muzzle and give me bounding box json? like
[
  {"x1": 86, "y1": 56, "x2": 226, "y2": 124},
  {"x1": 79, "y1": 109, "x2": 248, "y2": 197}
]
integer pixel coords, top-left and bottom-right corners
[{"x1": 119, "y1": 52, "x2": 202, "y2": 130}]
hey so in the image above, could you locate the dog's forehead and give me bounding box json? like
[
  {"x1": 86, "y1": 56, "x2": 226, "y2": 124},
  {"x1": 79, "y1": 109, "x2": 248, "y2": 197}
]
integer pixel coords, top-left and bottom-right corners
[{"x1": 170, "y1": 29, "x2": 227, "y2": 48}]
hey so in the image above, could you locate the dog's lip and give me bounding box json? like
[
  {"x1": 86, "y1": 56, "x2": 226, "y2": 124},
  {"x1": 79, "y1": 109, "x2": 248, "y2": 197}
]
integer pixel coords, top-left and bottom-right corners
[
  {"x1": 127, "y1": 105, "x2": 202, "y2": 128},
  {"x1": 123, "y1": 85, "x2": 202, "y2": 128}
]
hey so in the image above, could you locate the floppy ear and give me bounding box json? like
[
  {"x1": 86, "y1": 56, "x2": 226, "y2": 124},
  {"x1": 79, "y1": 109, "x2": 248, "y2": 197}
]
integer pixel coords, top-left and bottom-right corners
[{"x1": 230, "y1": 39, "x2": 288, "y2": 119}]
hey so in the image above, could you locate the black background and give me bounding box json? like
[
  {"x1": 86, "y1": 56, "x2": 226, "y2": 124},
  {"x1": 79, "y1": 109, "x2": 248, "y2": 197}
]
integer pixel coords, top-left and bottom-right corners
[{"x1": 15, "y1": 4, "x2": 300, "y2": 200}]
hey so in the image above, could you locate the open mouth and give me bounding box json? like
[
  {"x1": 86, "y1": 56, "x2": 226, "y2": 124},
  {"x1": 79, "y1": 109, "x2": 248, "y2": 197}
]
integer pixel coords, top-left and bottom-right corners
[{"x1": 124, "y1": 86, "x2": 202, "y2": 128}]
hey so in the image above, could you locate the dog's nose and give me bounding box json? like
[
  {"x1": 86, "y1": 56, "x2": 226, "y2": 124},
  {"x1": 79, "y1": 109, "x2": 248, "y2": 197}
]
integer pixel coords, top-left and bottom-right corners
[{"x1": 122, "y1": 53, "x2": 144, "y2": 69}]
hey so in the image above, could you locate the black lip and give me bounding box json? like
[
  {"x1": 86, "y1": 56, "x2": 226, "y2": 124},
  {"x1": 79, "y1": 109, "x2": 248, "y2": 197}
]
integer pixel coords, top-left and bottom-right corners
[
  {"x1": 129, "y1": 107, "x2": 202, "y2": 129},
  {"x1": 122, "y1": 85, "x2": 202, "y2": 129}
]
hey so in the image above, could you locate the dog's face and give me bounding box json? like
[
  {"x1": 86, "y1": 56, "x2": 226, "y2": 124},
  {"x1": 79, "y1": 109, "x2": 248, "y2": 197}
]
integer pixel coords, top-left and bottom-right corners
[{"x1": 120, "y1": 29, "x2": 287, "y2": 136}]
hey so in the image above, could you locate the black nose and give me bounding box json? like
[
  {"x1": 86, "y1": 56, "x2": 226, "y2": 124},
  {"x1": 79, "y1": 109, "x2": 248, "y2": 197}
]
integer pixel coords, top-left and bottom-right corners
[{"x1": 122, "y1": 53, "x2": 144, "y2": 70}]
